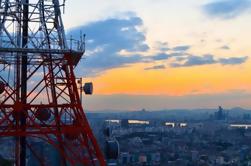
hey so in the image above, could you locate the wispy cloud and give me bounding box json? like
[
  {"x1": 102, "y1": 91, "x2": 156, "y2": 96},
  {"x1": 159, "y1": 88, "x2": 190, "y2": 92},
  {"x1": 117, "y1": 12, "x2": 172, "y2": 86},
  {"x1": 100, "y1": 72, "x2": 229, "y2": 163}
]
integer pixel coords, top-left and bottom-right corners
[
  {"x1": 148, "y1": 53, "x2": 170, "y2": 61},
  {"x1": 171, "y1": 54, "x2": 248, "y2": 67},
  {"x1": 172, "y1": 45, "x2": 191, "y2": 52},
  {"x1": 171, "y1": 54, "x2": 216, "y2": 67},
  {"x1": 203, "y1": 0, "x2": 251, "y2": 19},
  {"x1": 144, "y1": 65, "x2": 166, "y2": 71},
  {"x1": 219, "y1": 56, "x2": 248, "y2": 65}
]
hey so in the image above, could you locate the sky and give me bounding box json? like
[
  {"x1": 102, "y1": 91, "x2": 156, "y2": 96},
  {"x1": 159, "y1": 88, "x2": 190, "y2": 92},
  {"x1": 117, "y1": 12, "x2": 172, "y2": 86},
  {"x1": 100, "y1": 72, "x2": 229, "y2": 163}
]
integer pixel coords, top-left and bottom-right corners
[{"x1": 62, "y1": 0, "x2": 251, "y2": 111}]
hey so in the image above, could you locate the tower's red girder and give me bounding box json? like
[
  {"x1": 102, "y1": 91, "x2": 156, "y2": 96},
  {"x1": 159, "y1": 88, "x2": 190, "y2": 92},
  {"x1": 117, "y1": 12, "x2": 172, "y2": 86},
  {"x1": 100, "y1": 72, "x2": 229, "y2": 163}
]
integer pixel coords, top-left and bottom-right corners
[
  {"x1": 0, "y1": 52, "x2": 106, "y2": 165},
  {"x1": 0, "y1": 0, "x2": 106, "y2": 165}
]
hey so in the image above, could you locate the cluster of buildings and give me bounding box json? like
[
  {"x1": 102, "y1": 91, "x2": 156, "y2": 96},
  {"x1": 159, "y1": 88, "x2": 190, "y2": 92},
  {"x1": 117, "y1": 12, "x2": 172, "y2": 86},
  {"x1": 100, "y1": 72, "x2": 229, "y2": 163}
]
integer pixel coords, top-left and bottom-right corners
[{"x1": 103, "y1": 117, "x2": 251, "y2": 166}]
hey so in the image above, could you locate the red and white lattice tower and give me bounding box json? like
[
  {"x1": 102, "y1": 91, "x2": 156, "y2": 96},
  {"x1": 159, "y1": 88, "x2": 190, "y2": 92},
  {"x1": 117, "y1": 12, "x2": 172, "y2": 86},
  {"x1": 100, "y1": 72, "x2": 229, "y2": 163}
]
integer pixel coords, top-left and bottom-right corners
[{"x1": 0, "y1": 0, "x2": 106, "y2": 165}]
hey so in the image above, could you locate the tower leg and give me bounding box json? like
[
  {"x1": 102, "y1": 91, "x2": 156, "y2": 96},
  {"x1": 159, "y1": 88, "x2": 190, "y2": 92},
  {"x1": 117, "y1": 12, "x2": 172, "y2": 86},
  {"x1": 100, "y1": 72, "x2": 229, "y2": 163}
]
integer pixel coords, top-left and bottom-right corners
[{"x1": 20, "y1": 1, "x2": 29, "y2": 165}]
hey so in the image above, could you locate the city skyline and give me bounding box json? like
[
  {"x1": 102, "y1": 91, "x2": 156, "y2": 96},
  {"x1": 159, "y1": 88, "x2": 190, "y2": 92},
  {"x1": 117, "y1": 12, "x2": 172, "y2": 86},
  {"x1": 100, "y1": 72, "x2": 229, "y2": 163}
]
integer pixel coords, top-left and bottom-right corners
[{"x1": 64, "y1": 0, "x2": 251, "y2": 110}]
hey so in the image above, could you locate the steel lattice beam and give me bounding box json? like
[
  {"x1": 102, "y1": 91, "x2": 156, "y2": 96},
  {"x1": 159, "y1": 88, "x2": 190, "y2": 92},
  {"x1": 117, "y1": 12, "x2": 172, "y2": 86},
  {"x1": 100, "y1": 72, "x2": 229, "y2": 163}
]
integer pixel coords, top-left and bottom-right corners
[{"x1": 0, "y1": 0, "x2": 106, "y2": 165}]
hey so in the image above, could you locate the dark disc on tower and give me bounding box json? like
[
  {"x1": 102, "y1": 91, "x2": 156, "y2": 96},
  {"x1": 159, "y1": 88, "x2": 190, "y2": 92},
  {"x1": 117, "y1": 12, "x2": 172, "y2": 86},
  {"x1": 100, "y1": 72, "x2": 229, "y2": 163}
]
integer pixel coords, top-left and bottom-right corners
[{"x1": 35, "y1": 108, "x2": 51, "y2": 121}]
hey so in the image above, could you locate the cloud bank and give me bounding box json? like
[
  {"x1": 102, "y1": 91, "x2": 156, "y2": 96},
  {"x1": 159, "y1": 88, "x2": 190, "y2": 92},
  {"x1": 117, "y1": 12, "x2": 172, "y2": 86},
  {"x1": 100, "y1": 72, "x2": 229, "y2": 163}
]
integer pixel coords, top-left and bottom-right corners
[
  {"x1": 67, "y1": 14, "x2": 249, "y2": 75},
  {"x1": 68, "y1": 16, "x2": 149, "y2": 76}
]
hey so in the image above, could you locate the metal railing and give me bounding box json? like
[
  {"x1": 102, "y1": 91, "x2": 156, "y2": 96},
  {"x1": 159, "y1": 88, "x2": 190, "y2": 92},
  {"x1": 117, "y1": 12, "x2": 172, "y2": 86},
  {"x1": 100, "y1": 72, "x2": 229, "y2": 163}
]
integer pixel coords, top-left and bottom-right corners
[{"x1": 0, "y1": 34, "x2": 85, "y2": 53}]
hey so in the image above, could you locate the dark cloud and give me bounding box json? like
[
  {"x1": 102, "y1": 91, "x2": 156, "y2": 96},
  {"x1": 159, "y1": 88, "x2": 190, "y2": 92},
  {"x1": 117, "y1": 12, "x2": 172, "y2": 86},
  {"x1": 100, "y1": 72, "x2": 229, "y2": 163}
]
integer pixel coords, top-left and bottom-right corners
[
  {"x1": 171, "y1": 54, "x2": 216, "y2": 67},
  {"x1": 219, "y1": 56, "x2": 248, "y2": 65},
  {"x1": 203, "y1": 0, "x2": 251, "y2": 19},
  {"x1": 171, "y1": 54, "x2": 248, "y2": 67},
  {"x1": 144, "y1": 65, "x2": 166, "y2": 71},
  {"x1": 146, "y1": 52, "x2": 186, "y2": 62},
  {"x1": 68, "y1": 16, "x2": 149, "y2": 76},
  {"x1": 148, "y1": 53, "x2": 170, "y2": 61}
]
